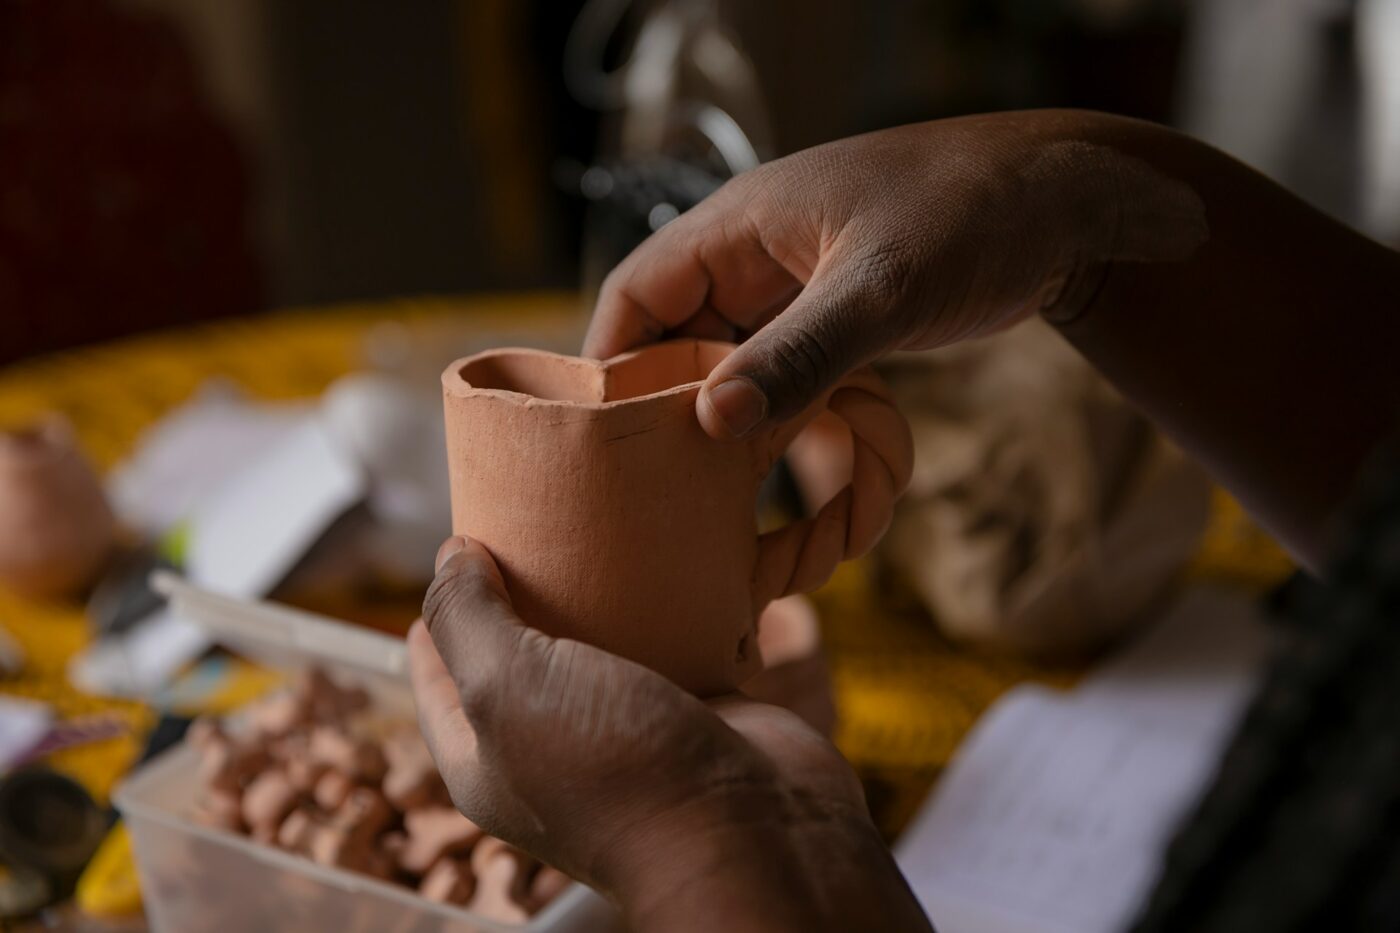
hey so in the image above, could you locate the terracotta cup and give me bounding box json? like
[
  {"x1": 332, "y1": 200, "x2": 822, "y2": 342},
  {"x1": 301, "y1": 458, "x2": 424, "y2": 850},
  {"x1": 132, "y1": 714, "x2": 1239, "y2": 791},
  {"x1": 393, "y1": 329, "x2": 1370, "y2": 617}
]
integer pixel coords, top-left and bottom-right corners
[{"x1": 442, "y1": 339, "x2": 913, "y2": 695}]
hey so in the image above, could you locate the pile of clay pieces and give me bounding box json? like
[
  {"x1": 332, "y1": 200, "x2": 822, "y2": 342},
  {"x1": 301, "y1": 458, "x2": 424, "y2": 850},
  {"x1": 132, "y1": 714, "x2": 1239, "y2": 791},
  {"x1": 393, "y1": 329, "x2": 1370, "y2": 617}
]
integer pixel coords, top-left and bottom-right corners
[{"x1": 188, "y1": 669, "x2": 569, "y2": 924}]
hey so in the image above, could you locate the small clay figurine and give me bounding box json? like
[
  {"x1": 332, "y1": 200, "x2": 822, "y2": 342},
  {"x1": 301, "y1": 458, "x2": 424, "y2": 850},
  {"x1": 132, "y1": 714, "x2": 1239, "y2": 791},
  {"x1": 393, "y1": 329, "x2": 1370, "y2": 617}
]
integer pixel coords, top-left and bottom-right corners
[
  {"x1": 308, "y1": 726, "x2": 386, "y2": 782},
  {"x1": 526, "y1": 865, "x2": 573, "y2": 912},
  {"x1": 0, "y1": 417, "x2": 116, "y2": 598},
  {"x1": 299, "y1": 669, "x2": 369, "y2": 722},
  {"x1": 186, "y1": 717, "x2": 224, "y2": 751},
  {"x1": 399, "y1": 806, "x2": 482, "y2": 876},
  {"x1": 188, "y1": 667, "x2": 569, "y2": 920},
  {"x1": 379, "y1": 830, "x2": 407, "y2": 864},
  {"x1": 241, "y1": 769, "x2": 300, "y2": 838},
  {"x1": 419, "y1": 857, "x2": 475, "y2": 905},
  {"x1": 284, "y1": 757, "x2": 329, "y2": 795},
  {"x1": 309, "y1": 789, "x2": 393, "y2": 871},
  {"x1": 192, "y1": 788, "x2": 243, "y2": 832},
  {"x1": 330, "y1": 787, "x2": 395, "y2": 840},
  {"x1": 467, "y1": 837, "x2": 532, "y2": 924},
  {"x1": 276, "y1": 808, "x2": 317, "y2": 853},
  {"x1": 313, "y1": 770, "x2": 353, "y2": 812},
  {"x1": 196, "y1": 734, "x2": 269, "y2": 794},
  {"x1": 248, "y1": 691, "x2": 310, "y2": 738},
  {"x1": 381, "y1": 728, "x2": 440, "y2": 811}
]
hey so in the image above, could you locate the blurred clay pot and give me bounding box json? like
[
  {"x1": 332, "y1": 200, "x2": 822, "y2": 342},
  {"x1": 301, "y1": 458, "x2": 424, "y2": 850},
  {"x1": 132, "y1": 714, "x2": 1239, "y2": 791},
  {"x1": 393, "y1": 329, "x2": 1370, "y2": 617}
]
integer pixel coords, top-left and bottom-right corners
[
  {"x1": 0, "y1": 418, "x2": 116, "y2": 598},
  {"x1": 442, "y1": 340, "x2": 912, "y2": 695}
]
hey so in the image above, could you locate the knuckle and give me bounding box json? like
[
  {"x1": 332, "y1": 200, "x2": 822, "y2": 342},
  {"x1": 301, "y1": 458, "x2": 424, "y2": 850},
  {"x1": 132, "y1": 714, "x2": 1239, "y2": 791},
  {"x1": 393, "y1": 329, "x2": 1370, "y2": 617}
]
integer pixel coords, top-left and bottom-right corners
[
  {"x1": 421, "y1": 559, "x2": 490, "y2": 632},
  {"x1": 597, "y1": 262, "x2": 627, "y2": 303},
  {"x1": 713, "y1": 167, "x2": 762, "y2": 206},
  {"x1": 846, "y1": 229, "x2": 933, "y2": 342},
  {"x1": 458, "y1": 623, "x2": 549, "y2": 726},
  {"x1": 420, "y1": 569, "x2": 456, "y2": 633},
  {"x1": 755, "y1": 324, "x2": 840, "y2": 417},
  {"x1": 854, "y1": 235, "x2": 915, "y2": 309}
]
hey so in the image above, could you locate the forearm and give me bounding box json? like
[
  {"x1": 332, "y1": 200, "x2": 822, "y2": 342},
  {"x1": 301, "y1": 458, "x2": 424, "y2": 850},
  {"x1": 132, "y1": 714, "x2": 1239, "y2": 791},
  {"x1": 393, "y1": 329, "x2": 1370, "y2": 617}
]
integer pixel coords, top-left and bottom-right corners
[{"x1": 1042, "y1": 113, "x2": 1400, "y2": 570}]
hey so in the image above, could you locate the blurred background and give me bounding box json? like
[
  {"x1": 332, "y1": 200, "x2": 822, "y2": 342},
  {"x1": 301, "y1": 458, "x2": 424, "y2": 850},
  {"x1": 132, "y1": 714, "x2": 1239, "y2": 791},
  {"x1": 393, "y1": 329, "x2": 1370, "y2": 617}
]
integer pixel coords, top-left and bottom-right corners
[{"x1": 4, "y1": 0, "x2": 1396, "y2": 363}]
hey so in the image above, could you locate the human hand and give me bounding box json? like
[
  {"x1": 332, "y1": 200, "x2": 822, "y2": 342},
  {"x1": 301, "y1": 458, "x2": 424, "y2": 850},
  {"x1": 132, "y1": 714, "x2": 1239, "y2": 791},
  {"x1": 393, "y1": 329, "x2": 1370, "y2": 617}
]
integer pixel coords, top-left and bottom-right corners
[
  {"x1": 584, "y1": 110, "x2": 1204, "y2": 441},
  {"x1": 408, "y1": 536, "x2": 932, "y2": 931}
]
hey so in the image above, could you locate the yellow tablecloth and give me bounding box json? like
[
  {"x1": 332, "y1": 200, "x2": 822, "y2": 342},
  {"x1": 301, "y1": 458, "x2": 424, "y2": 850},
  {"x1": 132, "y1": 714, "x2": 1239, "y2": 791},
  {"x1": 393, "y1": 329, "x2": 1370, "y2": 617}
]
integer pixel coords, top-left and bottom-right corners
[{"x1": 0, "y1": 293, "x2": 1293, "y2": 833}]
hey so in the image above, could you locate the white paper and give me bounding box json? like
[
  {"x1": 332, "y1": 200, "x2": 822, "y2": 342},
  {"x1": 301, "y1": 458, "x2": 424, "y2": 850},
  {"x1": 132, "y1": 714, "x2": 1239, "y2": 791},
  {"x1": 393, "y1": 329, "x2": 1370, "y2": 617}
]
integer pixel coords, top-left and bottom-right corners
[
  {"x1": 896, "y1": 586, "x2": 1273, "y2": 933},
  {"x1": 185, "y1": 416, "x2": 366, "y2": 598},
  {"x1": 68, "y1": 607, "x2": 211, "y2": 699},
  {"x1": 0, "y1": 695, "x2": 52, "y2": 770},
  {"x1": 81, "y1": 390, "x2": 367, "y2": 698},
  {"x1": 108, "y1": 383, "x2": 312, "y2": 535}
]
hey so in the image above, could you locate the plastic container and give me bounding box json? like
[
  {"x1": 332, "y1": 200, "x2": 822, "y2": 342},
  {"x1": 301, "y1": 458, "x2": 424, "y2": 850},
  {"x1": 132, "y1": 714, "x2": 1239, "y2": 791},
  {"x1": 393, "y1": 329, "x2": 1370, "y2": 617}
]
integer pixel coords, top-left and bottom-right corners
[{"x1": 114, "y1": 574, "x2": 620, "y2": 933}]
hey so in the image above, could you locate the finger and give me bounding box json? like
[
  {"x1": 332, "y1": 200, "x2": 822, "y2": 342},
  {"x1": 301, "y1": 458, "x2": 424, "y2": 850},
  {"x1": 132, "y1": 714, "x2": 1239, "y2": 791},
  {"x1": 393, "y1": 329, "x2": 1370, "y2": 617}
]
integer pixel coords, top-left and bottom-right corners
[
  {"x1": 696, "y1": 258, "x2": 893, "y2": 440},
  {"x1": 407, "y1": 619, "x2": 481, "y2": 787},
  {"x1": 585, "y1": 204, "x2": 802, "y2": 360},
  {"x1": 670, "y1": 305, "x2": 739, "y2": 343},
  {"x1": 421, "y1": 536, "x2": 549, "y2": 720}
]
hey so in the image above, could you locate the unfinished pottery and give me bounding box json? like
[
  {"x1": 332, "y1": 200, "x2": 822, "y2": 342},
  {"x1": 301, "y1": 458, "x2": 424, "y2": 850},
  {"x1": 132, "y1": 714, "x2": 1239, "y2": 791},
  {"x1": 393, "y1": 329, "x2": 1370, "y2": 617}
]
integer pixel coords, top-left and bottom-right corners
[
  {"x1": 442, "y1": 339, "x2": 913, "y2": 695},
  {"x1": 0, "y1": 417, "x2": 116, "y2": 598}
]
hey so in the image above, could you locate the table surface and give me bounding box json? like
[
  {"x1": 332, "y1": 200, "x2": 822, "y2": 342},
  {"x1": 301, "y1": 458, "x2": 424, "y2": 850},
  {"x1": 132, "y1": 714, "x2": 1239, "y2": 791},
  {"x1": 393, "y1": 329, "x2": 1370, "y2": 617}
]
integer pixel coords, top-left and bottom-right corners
[{"x1": 0, "y1": 292, "x2": 1294, "y2": 841}]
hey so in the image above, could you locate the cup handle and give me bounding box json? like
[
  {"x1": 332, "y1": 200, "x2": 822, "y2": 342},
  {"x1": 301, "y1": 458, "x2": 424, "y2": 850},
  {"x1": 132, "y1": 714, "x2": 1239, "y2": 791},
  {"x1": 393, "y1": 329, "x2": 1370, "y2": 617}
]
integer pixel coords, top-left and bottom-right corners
[{"x1": 751, "y1": 367, "x2": 915, "y2": 609}]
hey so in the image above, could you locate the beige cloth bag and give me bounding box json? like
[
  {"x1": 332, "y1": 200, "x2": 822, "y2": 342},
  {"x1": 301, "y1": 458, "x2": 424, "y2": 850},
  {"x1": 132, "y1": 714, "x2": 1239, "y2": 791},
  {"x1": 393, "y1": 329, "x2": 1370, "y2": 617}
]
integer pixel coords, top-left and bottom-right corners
[{"x1": 875, "y1": 319, "x2": 1210, "y2": 658}]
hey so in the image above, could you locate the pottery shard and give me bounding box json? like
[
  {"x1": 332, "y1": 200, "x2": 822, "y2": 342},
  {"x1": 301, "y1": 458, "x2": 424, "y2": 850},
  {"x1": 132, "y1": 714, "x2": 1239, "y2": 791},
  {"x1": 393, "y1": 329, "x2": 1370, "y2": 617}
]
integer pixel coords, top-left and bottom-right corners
[
  {"x1": 419, "y1": 857, "x2": 475, "y2": 905},
  {"x1": 467, "y1": 838, "x2": 532, "y2": 924},
  {"x1": 399, "y1": 807, "x2": 483, "y2": 876},
  {"x1": 242, "y1": 769, "x2": 300, "y2": 836},
  {"x1": 309, "y1": 727, "x2": 387, "y2": 782},
  {"x1": 383, "y1": 762, "x2": 439, "y2": 812}
]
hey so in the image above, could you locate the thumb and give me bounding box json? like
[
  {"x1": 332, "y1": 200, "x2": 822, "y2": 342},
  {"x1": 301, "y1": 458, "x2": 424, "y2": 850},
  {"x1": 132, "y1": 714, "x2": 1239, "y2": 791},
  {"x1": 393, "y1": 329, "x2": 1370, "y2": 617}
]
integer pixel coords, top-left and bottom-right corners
[
  {"x1": 697, "y1": 265, "x2": 886, "y2": 439},
  {"x1": 421, "y1": 536, "x2": 549, "y2": 720}
]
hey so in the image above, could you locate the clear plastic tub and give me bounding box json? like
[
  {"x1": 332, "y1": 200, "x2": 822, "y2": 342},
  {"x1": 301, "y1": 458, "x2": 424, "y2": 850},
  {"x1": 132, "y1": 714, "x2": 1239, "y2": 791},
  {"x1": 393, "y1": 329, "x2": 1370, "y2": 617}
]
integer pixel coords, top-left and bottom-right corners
[{"x1": 114, "y1": 574, "x2": 621, "y2": 932}]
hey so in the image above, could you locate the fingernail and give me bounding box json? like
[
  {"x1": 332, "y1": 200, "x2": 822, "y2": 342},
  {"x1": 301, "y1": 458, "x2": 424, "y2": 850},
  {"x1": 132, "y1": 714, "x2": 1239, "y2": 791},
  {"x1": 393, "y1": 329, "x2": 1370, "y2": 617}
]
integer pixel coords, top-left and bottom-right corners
[
  {"x1": 436, "y1": 536, "x2": 467, "y2": 573},
  {"x1": 706, "y1": 378, "x2": 767, "y2": 438}
]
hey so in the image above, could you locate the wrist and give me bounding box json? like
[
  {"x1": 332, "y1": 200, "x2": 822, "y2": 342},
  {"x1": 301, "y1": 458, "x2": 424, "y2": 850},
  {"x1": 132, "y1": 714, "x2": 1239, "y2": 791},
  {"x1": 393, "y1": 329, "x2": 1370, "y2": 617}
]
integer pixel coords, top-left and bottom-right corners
[
  {"x1": 598, "y1": 784, "x2": 931, "y2": 933},
  {"x1": 612, "y1": 815, "x2": 825, "y2": 932},
  {"x1": 1008, "y1": 113, "x2": 1206, "y2": 325}
]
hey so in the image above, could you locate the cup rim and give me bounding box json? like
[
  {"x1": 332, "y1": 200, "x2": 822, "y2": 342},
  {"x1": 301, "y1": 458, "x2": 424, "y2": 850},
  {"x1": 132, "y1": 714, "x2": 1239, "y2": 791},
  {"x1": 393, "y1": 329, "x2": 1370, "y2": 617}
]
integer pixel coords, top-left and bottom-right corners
[{"x1": 441, "y1": 338, "x2": 736, "y2": 410}]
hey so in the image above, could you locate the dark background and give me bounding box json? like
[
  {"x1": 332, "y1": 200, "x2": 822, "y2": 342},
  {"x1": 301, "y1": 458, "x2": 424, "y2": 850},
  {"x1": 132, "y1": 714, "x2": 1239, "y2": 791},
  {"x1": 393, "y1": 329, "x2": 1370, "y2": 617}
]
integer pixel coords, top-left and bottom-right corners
[{"x1": 0, "y1": 0, "x2": 1379, "y2": 363}]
